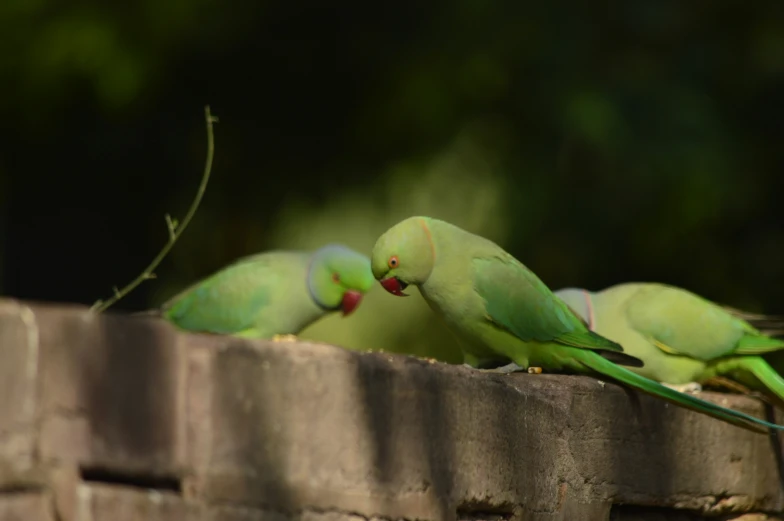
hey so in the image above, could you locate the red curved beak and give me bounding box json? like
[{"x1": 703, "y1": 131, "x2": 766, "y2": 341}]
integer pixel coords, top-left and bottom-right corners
[
  {"x1": 380, "y1": 277, "x2": 409, "y2": 296},
  {"x1": 341, "y1": 290, "x2": 363, "y2": 316}
]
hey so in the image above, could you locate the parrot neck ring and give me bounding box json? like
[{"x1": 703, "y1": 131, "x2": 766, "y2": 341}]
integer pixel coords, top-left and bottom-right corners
[
  {"x1": 380, "y1": 277, "x2": 409, "y2": 296},
  {"x1": 581, "y1": 289, "x2": 596, "y2": 331}
]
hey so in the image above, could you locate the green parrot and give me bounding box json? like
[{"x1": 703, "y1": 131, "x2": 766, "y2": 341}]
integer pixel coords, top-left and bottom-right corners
[
  {"x1": 146, "y1": 244, "x2": 375, "y2": 340},
  {"x1": 370, "y1": 216, "x2": 784, "y2": 433},
  {"x1": 554, "y1": 283, "x2": 784, "y2": 407}
]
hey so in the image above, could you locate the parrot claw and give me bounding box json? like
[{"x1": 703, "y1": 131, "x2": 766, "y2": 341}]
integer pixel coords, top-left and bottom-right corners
[
  {"x1": 489, "y1": 362, "x2": 526, "y2": 374},
  {"x1": 702, "y1": 376, "x2": 754, "y2": 395},
  {"x1": 271, "y1": 334, "x2": 299, "y2": 343},
  {"x1": 663, "y1": 382, "x2": 702, "y2": 394},
  {"x1": 465, "y1": 362, "x2": 526, "y2": 375},
  {"x1": 527, "y1": 366, "x2": 543, "y2": 374}
]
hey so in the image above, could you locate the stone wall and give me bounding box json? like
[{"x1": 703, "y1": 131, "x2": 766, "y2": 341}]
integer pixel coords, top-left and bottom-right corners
[{"x1": 0, "y1": 298, "x2": 782, "y2": 521}]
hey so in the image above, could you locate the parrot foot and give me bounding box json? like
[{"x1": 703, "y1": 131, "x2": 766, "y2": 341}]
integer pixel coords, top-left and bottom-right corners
[
  {"x1": 465, "y1": 362, "x2": 526, "y2": 374},
  {"x1": 271, "y1": 334, "x2": 299, "y2": 343},
  {"x1": 527, "y1": 366, "x2": 543, "y2": 374},
  {"x1": 701, "y1": 377, "x2": 777, "y2": 405},
  {"x1": 492, "y1": 362, "x2": 526, "y2": 374},
  {"x1": 702, "y1": 376, "x2": 753, "y2": 395},
  {"x1": 663, "y1": 382, "x2": 703, "y2": 394}
]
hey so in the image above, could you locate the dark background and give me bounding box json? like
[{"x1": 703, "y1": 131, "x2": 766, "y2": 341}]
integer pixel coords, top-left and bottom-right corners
[{"x1": 3, "y1": 1, "x2": 784, "y2": 360}]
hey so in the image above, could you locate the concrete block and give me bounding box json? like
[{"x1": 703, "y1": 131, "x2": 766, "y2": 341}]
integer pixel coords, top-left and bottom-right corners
[
  {"x1": 182, "y1": 336, "x2": 784, "y2": 521},
  {"x1": 34, "y1": 302, "x2": 187, "y2": 476},
  {"x1": 0, "y1": 300, "x2": 41, "y2": 477},
  {"x1": 0, "y1": 297, "x2": 781, "y2": 521},
  {"x1": 0, "y1": 492, "x2": 54, "y2": 521}
]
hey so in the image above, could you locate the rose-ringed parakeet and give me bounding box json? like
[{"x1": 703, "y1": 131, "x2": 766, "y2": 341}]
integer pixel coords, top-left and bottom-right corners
[
  {"x1": 148, "y1": 244, "x2": 374, "y2": 340},
  {"x1": 554, "y1": 283, "x2": 784, "y2": 408},
  {"x1": 370, "y1": 216, "x2": 784, "y2": 433}
]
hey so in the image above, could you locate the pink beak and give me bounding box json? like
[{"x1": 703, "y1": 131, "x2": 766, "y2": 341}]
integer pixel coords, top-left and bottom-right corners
[
  {"x1": 341, "y1": 290, "x2": 363, "y2": 316},
  {"x1": 380, "y1": 277, "x2": 409, "y2": 296}
]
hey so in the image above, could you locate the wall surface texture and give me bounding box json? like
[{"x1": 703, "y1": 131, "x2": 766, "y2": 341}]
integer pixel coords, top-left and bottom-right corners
[{"x1": 0, "y1": 298, "x2": 782, "y2": 521}]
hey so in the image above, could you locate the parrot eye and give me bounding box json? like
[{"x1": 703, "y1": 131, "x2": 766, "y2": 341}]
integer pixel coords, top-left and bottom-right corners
[
  {"x1": 388, "y1": 256, "x2": 399, "y2": 269},
  {"x1": 331, "y1": 272, "x2": 340, "y2": 284}
]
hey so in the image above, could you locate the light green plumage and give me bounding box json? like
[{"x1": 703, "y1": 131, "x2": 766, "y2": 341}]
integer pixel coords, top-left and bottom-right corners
[
  {"x1": 720, "y1": 307, "x2": 784, "y2": 377},
  {"x1": 371, "y1": 216, "x2": 784, "y2": 433},
  {"x1": 471, "y1": 256, "x2": 639, "y2": 366},
  {"x1": 159, "y1": 244, "x2": 374, "y2": 339},
  {"x1": 555, "y1": 283, "x2": 784, "y2": 408}
]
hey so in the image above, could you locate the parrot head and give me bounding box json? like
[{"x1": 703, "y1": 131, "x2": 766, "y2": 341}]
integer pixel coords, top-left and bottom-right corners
[
  {"x1": 308, "y1": 244, "x2": 375, "y2": 316},
  {"x1": 370, "y1": 216, "x2": 436, "y2": 297},
  {"x1": 553, "y1": 287, "x2": 594, "y2": 329}
]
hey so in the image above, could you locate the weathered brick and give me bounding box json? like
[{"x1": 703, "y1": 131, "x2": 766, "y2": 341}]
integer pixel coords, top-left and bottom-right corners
[
  {"x1": 55, "y1": 481, "x2": 412, "y2": 521},
  {"x1": 0, "y1": 492, "x2": 54, "y2": 521},
  {"x1": 35, "y1": 302, "x2": 187, "y2": 475},
  {"x1": 610, "y1": 508, "x2": 784, "y2": 521},
  {"x1": 0, "y1": 298, "x2": 188, "y2": 479},
  {"x1": 0, "y1": 300, "x2": 40, "y2": 474},
  {"x1": 58, "y1": 483, "x2": 195, "y2": 521}
]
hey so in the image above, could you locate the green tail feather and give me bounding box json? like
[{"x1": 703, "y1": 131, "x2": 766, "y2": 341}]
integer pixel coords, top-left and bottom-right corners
[
  {"x1": 740, "y1": 356, "x2": 784, "y2": 405},
  {"x1": 577, "y1": 351, "x2": 784, "y2": 434}
]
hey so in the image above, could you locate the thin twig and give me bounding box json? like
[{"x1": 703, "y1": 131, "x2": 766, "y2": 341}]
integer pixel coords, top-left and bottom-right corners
[{"x1": 90, "y1": 105, "x2": 219, "y2": 313}]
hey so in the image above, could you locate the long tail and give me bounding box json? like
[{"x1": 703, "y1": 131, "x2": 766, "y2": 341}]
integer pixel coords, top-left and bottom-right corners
[
  {"x1": 737, "y1": 356, "x2": 784, "y2": 408},
  {"x1": 578, "y1": 351, "x2": 784, "y2": 434}
]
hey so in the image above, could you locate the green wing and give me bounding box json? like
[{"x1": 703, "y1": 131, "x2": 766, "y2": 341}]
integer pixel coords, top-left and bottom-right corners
[
  {"x1": 472, "y1": 254, "x2": 625, "y2": 354},
  {"x1": 734, "y1": 334, "x2": 784, "y2": 355},
  {"x1": 162, "y1": 254, "x2": 279, "y2": 334},
  {"x1": 624, "y1": 284, "x2": 784, "y2": 361}
]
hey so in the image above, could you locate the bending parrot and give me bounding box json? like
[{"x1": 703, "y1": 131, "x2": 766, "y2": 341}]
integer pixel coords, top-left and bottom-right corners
[
  {"x1": 145, "y1": 244, "x2": 374, "y2": 340},
  {"x1": 370, "y1": 216, "x2": 784, "y2": 433},
  {"x1": 554, "y1": 283, "x2": 784, "y2": 407}
]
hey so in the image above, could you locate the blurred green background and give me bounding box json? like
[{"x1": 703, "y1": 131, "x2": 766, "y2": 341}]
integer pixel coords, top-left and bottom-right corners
[{"x1": 2, "y1": 1, "x2": 784, "y2": 363}]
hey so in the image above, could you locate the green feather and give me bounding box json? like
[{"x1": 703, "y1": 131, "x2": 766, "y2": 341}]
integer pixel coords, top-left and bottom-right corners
[
  {"x1": 575, "y1": 350, "x2": 779, "y2": 434},
  {"x1": 734, "y1": 334, "x2": 784, "y2": 355},
  {"x1": 164, "y1": 253, "x2": 279, "y2": 334},
  {"x1": 555, "y1": 282, "x2": 784, "y2": 413},
  {"x1": 473, "y1": 256, "x2": 641, "y2": 367},
  {"x1": 158, "y1": 244, "x2": 374, "y2": 339},
  {"x1": 474, "y1": 256, "x2": 624, "y2": 352},
  {"x1": 739, "y1": 357, "x2": 784, "y2": 405}
]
